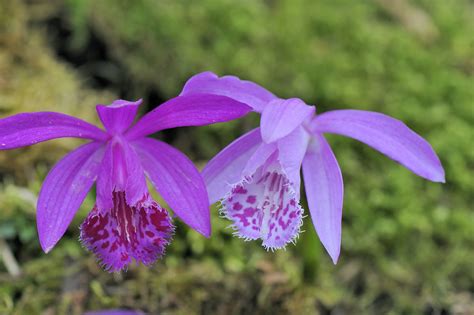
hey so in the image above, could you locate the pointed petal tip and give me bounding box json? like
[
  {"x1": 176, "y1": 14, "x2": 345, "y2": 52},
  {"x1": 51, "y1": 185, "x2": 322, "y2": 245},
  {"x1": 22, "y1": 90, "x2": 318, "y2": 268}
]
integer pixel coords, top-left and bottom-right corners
[
  {"x1": 330, "y1": 252, "x2": 340, "y2": 265},
  {"x1": 421, "y1": 166, "x2": 445, "y2": 183},
  {"x1": 433, "y1": 168, "x2": 446, "y2": 183},
  {"x1": 434, "y1": 174, "x2": 446, "y2": 184},
  {"x1": 40, "y1": 240, "x2": 55, "y2": 254},
  {"x1": 324, "y1": 243, "x2": 340, "y2": 265},
  {"x1": 197, "y1": 224, "x2": 212, "y2": 238},
  {"x1": 190, "y1": 226, "x2": 211, "y2": 238},
  {"x1": 421, "y1": 155, "x2": 445, "y2": 183},
  {"x1": 38, "y1": 229, "x2": 57, "y2": 253}
]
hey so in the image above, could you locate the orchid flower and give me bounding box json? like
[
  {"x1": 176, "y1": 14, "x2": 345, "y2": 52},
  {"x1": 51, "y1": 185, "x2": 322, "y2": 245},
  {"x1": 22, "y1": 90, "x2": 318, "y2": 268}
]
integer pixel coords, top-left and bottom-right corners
[
  {"x1": 181, "y1": 72, "x2": 445, "y2": 263},
  {"x1": 0, "y1": 95, "x2": 250, "y2": 271}
]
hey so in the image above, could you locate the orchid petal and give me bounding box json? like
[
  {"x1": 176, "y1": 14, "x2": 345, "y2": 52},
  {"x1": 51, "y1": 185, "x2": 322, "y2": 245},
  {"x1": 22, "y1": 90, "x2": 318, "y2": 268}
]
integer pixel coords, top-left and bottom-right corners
[
  {"x1": 0, "y1": 112, "x2": 108, "y2": 150},
  {"x1": 96, "y1": 139, "x2": 148, "y2": 211},
  {"x1": 302, "y1": 134, "x2": 343, "y2": 264},
  {"x1": 202, "y1": 128, "x2": 262, "y2": 204},
  {"x1": 180, "y1": 71, "x2": 277, "y2": 112},
  {"x1": 96, "y1": 99, "x2": 142, "y2": 134},
  {"x1": 133, "y1": 138, "x2": 211, "y2": 237},
  {"x1": 261, "y1": 98, "x2": 315, "y2": 143},
  {"x1": 125, "y1": 94, "x2": 251, "y2": 140},
  {"x1": 37, "y1": 141, "x2": 104, "y2": 252},
  {"x1": 312, "y1": 110, "x2": 445, "y2": 182},
  {"x1": 242, "y1": 142, "x2": 278, "y2": 178},
  {"x1": 277, "y1": 126, "x2": 310, "y2": 197}
]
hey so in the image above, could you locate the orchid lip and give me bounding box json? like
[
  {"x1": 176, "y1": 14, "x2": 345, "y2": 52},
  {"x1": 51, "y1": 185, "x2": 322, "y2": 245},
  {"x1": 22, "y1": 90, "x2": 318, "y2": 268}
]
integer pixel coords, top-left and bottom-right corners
[
  {"x1": 221, "y1": 162, "x2": 303, "y2": 251},
  {"x1": 80, "y1": 191, "x2": 174, "y2": 272}
]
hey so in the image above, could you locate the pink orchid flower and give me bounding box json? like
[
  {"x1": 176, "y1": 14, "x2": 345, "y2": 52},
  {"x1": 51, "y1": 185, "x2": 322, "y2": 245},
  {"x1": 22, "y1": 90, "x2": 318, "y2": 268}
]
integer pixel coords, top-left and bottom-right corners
[
  {"x1": 182, "y1": 72, "x2": 445, "y2": 263},
  {"x1": 0, "y1": 95, "x2": 250, "y2": 271}
]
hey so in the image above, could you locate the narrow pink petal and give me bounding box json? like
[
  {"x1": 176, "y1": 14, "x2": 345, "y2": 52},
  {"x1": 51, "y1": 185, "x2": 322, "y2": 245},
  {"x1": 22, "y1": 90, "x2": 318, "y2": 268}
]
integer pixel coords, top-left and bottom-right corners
[
  {"x1": 302, "y1": 134, "x2": 343, "y2": 264},
  {"x1": 311, "y1": 110, "x2": 445, "y2": 182},
  {"x1": 80, "y1": 192, "x2": 174, "y2": 272},
  {"x1": 242, "y1": 142, "x2": 277, "y2": 178},
  {"x1": 0, "y1": 112, "x2": 108, "y2": 150},
  {"x1": 260, "y1": 98, "x2": 315, "y2": 143},
  {"x1": 125, "y1": 94, "x2": 251, "y2": 140},
  {"x1": 96, "y1": 138, "x2": 148, "y2": 211},
  {"x1": 37, "y1": 142, "x2": 105, "y2": 252},
  {"x1": 276, "y1": 126, "x2": 310, "y2": 197},
  {"x1": 202, "y1": 128, "x2": 262, "y2": 204},
  {"x1": 133, "y1": 138, "x2": 211, "y2": 237},
  {"x1": 96, "y1": 99, "x2": 142, "y2": 134},
  {"x1": 180, "y1": 71, "x2": 277, "y2": 112}
]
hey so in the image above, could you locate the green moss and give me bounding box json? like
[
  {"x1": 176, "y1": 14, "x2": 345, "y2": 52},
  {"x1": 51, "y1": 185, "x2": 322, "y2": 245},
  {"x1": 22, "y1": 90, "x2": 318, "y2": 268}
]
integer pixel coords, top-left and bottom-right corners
[
  {"x1": 0, "y1": 0, "x2": 473, "y2": 314},
  {"x1": 0, "y1": 0, "x2": 114, "y2": 183}
]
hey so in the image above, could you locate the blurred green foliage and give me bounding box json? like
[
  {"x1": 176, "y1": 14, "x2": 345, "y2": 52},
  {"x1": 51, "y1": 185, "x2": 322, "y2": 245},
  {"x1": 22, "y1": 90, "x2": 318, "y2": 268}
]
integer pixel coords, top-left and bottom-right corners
[{"x1": 0, "y1": 0, "x2": 473, "y2": 314}]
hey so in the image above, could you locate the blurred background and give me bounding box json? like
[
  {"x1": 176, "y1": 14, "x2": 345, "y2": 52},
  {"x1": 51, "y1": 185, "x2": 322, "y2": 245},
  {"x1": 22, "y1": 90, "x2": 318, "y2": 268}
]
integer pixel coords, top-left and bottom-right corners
[{"x1": 0, "y1": 0, "x2": 472, "y2": 314}]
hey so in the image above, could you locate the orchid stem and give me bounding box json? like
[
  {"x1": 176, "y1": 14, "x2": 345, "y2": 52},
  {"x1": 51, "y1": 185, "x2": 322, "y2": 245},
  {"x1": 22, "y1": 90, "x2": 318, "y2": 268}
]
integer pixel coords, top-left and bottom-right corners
[{"x1": 0, "y1": 238, "x2": 21, "y2": 277}]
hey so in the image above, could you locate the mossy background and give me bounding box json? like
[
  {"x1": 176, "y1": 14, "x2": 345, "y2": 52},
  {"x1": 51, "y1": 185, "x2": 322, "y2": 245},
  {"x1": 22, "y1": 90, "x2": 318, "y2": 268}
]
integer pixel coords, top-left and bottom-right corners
[{"x1": 0, "y1": 0, "x2": 472, "y2": 314}]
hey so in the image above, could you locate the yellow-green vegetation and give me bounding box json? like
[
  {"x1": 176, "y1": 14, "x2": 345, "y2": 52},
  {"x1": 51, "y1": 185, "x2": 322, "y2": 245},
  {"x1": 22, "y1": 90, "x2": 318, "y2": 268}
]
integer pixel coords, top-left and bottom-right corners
[
  {"x1": 0, "y1": 0, "x2": 473, "y2": 314},
  {"x1": 0, "y1": 1, "x2": 113, "y2": 181}
]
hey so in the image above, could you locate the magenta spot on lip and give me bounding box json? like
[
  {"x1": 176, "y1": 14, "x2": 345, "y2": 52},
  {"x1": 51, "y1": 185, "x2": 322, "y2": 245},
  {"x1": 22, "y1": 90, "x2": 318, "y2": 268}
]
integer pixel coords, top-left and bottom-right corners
[
  {"x1": 244, "y1": 207, "x2": 257, "y2": 216},
  {"x1": 233, "y1": 186, "x2": 248, "y2": 194},
  {"x1": 233, "y1": 202, "x2": 243, "y2": 210},
  {"x1": 246, "y1": 195, "x2": 256, "y2": 204}
]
